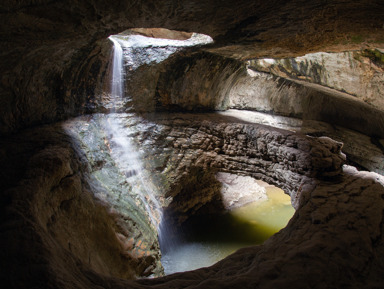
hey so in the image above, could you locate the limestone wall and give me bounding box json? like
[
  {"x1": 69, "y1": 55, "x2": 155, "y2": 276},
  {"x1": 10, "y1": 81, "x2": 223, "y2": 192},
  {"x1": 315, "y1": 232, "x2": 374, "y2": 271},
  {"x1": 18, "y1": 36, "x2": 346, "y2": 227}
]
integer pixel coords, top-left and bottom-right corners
[
  {"x1": 249, "y1": 49, "x2": 384, "y2": 109},
  {"x1": 227, "y1": 69, "x2": 384, "y2": 138}
]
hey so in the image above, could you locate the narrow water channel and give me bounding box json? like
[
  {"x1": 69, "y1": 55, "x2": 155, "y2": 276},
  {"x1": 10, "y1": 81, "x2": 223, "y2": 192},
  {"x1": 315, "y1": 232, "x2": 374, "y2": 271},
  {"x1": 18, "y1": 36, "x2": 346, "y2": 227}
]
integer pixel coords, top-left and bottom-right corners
[{"x1": 161, "y1": 186, "x2": 295, "y2": 275}]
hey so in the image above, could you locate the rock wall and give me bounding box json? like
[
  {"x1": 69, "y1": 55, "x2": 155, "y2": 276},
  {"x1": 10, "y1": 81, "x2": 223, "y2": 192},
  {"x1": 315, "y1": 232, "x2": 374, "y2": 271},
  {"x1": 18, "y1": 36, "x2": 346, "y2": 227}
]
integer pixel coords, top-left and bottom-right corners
[
  {"x1": 1, "y1": 1, "x2": 384, "y2": 288},
  {"x1": 227, "y1": 69, "x2": 384, "y2": 138},
  {"x1": 0, "y1": 111, "x2": 348, "y2": 287},
  {"x1": 137, "y1": 167, "x2": 384, "y2": 289},
  {"x1": 0, "y1": 38, "x2": 112, "y2": 135},
  {"x1": 3, "y1": 114, "x2": 384, "y2": 289},
  {"x1": 249, "y1": 49, "x2": 384, "y2": 109},
  {"x1": 217, "y1": 109, "x2": 384, "y2": 176},
  {"x1": 126, "y1": 48, "x2": 384, "y2": 138},
  {"x1": 64, "y1": 116, "x2": 164, "y2": 276},
  {"x1": 111, "y1": 113, "x2": 345, "y2": 220},
  {"x1": 0, "y1": 124, "x2": 162, "y2": 288},
  {"x1": 1, "y1": 0, "x2": 384, "y2": 135},
  {"x1": 153, "y1": 52, "x2": 243, "y2": 111}
]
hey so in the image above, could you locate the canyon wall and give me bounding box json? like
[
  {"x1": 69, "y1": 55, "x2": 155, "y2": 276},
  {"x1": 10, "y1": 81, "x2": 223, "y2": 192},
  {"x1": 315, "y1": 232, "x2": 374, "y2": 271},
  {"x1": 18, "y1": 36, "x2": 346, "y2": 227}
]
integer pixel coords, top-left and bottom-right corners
[
  {"x1": 227, "y1": 69, "x2": 384, "y2": 138},
  {"x1": 120, "y1": 47, "x2": 384, "y2": 139},
  {"x1": 0, "y1": 38, "x2": 112, "y2": 135}
]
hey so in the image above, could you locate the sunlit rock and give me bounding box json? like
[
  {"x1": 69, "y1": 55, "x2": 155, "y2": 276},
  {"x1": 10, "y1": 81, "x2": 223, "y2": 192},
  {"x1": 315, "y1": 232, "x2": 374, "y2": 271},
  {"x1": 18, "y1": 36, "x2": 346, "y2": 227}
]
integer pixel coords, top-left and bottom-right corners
[
  {"x1": 216, "y1": 172, "x2": 268, "y2": 210},
  {"x1": 248, "y1": 49, "x2": 384, "y2": 109}
]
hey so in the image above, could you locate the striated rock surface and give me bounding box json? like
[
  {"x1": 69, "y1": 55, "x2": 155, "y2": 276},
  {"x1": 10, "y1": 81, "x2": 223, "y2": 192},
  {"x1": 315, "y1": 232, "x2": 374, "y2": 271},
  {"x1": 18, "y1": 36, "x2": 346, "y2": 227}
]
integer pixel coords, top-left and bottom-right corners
[
  {"x1": 221, "y1": 109, "x2": 384, "y2": 176},
  {"x1": 249, "y1": 49, "x2": 384, "y2": 109},
  {"x1": 1, "y1": 0, "x2": 384, "y2": 135},
  {"x1": 2, "y1": 111, "x2": 384, "y2": 288},
  {"x1": 0, "y1": 123, "x2": 163, "y2": 288},
  {"x1": 66, "y1": 112, "x2": 345, "y2": 225},
  {"x1": 153, "y1": 52, "x2": 242, "y2": 111},
  {"x1": 63, "y1": 116, "x2": 164, "y2": 276},
  {"x1": 227, "y1": 69, "x2": 384, "y2": 138},
  {"x1": 117, "y1": 46, "x2": 384, "y2": 139}
]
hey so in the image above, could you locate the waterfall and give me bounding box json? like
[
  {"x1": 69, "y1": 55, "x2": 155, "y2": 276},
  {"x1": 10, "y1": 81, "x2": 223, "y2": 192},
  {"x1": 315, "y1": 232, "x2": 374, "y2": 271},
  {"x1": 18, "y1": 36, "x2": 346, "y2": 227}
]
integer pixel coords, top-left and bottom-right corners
[
  {"x1": 106, "y1": 36, "x2": 163, "y2": 232},
  {"x1": 104, "y1": 33, "x2": 214, "y2": 255},
  {"x1": 61, "y1": 32, "x2": 214, "y2": 276},
  {"x1": 109, "y1": 37, "x2": 124, "y2": 109}
]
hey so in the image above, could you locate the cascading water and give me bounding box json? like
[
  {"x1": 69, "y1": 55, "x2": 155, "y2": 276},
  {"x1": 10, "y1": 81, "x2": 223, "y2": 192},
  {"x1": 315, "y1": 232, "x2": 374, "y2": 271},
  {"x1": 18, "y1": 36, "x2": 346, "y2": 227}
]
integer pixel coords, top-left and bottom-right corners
[
  {"x1": 106, "y1": 36, "x2": 163, "y2": 232},
  {"x1": 63, "y1": 30, "x2": 217, "y2": 277},
  {"x1": 105, "y1": 33, "x2": 214, "y2": 254},
  {"x1": 109, "y1": 37, "x2": 125, "y2": 111}
]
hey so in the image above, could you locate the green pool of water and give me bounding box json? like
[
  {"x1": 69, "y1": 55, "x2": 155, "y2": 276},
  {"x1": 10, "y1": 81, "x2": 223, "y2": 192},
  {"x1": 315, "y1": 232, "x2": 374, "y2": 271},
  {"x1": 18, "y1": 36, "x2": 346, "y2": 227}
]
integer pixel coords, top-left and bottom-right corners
[{"x1": 161, "y1": 186, "x2": 295, "y2": 275}]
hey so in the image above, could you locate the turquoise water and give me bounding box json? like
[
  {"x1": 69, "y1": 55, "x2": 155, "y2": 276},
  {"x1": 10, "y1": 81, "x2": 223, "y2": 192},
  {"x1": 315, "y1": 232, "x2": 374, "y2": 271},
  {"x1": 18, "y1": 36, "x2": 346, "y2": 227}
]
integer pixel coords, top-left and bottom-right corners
[{"x1": 161, "y1": 186, "x2": 295, "y2": 275}]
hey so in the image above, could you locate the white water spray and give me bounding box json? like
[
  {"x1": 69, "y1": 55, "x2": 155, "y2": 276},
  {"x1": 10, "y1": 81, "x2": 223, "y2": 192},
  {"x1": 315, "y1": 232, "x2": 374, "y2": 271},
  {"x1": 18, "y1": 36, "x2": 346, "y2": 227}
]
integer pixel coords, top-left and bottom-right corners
[
  {"x1": 109, "y1": 37, "x2": 124, "y2": 108},
  {"x1": 106, "y1": 36, "x2": 163, "y2": 232}
]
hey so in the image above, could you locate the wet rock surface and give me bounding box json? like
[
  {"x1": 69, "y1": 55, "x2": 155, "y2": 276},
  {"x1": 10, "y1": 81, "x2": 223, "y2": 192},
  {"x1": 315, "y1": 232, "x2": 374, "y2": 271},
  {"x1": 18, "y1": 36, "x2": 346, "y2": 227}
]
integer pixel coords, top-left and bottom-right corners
[
  {"x1": 61, "y1": 111, "x2": 347, "y2": 230},
  {"x1": 61, "y1": 112, "x2": 339, "y2": 226},
  {"x1": 64, "y1": 116, "x2": 164, "y2": 277},
  {"x1": 1, "y1": 111, "x2": 384, "y2": 288},
  {"x1": 0, "y1": 123, "x2": 163, "y2": 287},
  {"x1": 138, "y1": 167, "x2": 384, "y2": 289}
]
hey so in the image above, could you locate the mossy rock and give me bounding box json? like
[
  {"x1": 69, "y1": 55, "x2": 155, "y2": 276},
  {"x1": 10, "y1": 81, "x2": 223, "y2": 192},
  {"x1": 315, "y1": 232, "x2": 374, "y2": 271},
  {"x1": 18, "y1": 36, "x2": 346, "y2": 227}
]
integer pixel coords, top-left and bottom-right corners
[{"x1": 361, "y1": 49, "x2": 384, "y2": 68}]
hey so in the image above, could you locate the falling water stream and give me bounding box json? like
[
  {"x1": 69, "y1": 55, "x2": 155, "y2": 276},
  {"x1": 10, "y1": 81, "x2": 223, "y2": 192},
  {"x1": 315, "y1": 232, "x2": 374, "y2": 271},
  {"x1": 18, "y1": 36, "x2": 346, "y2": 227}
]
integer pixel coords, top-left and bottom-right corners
[
  {"x1": 107, "y1": 37, "x2": 163, "y2": 232},
  {"x1": 105, "y1": 33, "x2": 294, "y2": 276},
  {"x1": 106, "y1": 32, "x2": 215, "y2": 246}
]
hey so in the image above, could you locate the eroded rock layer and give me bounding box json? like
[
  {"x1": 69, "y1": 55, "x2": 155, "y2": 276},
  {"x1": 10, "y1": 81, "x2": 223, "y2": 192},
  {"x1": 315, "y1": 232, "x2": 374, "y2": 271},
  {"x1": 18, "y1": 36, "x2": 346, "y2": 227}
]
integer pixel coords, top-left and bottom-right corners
[
  {"x1": 0, "y1": 125, "x2": 153, "y2": 287},
  {"x1": 227, "y1": 69, "x2": 384, "y2": 138},
  {"x1": 249, "y1": 49, "x2": 384, "y2": 109},
  {"x1": 220, "y1": 109, "x2": 384, "y2": 176},
  {"x1": 1, "y1": 1, "x2": 384, "y2": 288},
  {"x1": 1, "y1": 0, "x2": 384, "y2": 135},
  {"x1": 123, "y1": 48, "x2": 384, "y2": 138},
  {"x1": 0, "y1": 111, "x2": 346, "y2": 284},
  {"x1": 138, "y1": 167, "x2": 384, "y2": 289}
]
